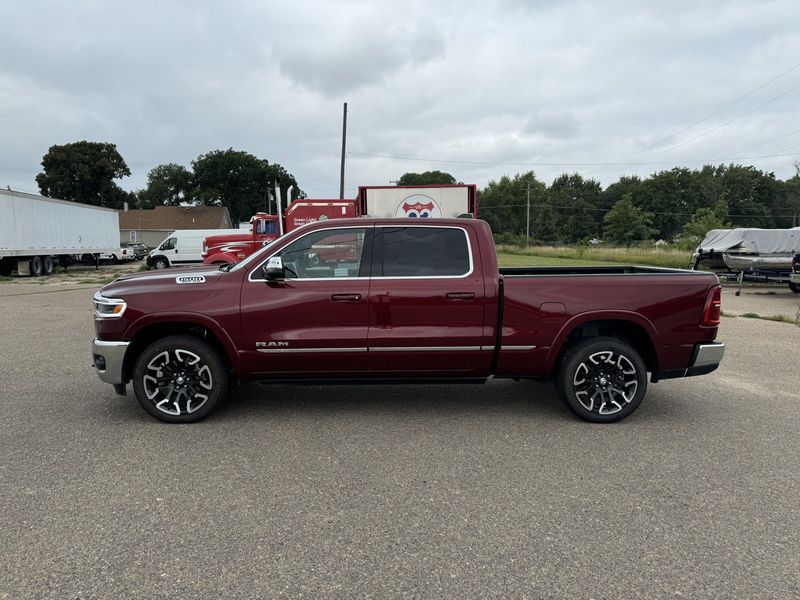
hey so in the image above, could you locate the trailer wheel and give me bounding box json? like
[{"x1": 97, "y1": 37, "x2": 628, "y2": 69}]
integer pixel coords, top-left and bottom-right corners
[
  {"x1": 790, "y1": 282, "x2": 800, "y2": 294},
  {"x1": 42, "y1": 256, "x2": 55, "y2": 276},
  {"x1": 28, "y1": 256, "x2": 43, "y2": 277},
  {"x1": 555, "y1": 336, "x2": 647, "y2": 423},
  {"x1": 152, "y1": 257, "x2": 169, "y2": 269},
  {"x1": 132, "y1": 334, "x2": 228, "y2": 423},
  {"x1": 0, "y1": 260, "x2": 12, "y2": 277}
]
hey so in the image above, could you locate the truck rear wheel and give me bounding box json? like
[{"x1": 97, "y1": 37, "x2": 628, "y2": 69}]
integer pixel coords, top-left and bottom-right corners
[
  {"x1": 555, "y1": 336, "x2": 647, "y2": 423},
  {"x1": 132, "y1": 334, "x2": 228, "y2": 423},
  {"x1": 790, "y1": 282, "x2": 800, "y2": 294},
  {"x1": 29, "y1": 256, "x2": 43, "y2": 277},
  {"x1": 42, "y1": 256, "x2": 55, "y2": 275}
]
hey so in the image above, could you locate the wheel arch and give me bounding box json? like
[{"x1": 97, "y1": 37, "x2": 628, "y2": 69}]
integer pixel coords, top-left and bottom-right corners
[
  {"x1": 122, "y1": 315, "x2": 240, "y2": 382},
  {"x1": 546, "y1": 312, "x2": 660, "y2": 375},
  {"x1": 148, "y1": 254, "x2": 170, "y2": 268}
]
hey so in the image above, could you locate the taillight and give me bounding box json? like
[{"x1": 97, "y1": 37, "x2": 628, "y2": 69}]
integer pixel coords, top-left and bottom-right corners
[{"x1": 702, "y1": 286, "x2": 721, "y2": 326}]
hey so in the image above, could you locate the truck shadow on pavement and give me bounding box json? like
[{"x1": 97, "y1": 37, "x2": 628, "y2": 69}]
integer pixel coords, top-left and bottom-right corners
[
  {"x1": 212, "y1": 379, "x2": 572, "y2": 422},
  {"x1": 97, "y1": 378, "x2": 699, "y2": 426},
  {"x1": 208, "y1": 379, "x2": 696, "y2": 425}
]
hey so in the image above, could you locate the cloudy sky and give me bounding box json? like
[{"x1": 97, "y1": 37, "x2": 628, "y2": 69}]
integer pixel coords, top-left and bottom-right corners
[{"x1": 2, "y1": 0, "x2": 800, "y2": 198}]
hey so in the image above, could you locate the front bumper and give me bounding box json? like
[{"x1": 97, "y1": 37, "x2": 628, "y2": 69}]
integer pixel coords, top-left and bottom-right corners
[{"x1": 92, "y1": 339, "x2": 130, "y2": 386}]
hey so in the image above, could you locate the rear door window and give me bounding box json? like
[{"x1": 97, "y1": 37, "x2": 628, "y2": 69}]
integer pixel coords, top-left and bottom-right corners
[{"x1": 377, "y1": 227, "x2": 471, "y2": 277}]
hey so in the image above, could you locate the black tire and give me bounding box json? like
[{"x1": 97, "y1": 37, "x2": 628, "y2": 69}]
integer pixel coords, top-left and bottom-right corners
[
  {"x1": 0, "y1": 260, "x2": 12, "y2": 277},
  {"x1": 555, "y1": 336, "x2": 648, "y2": 423},
  {"x1": 29, "y1": 256, "x2": 43, "y2": 277},
  {"x1": 152, "y1": 256, "x2": 169, "y2": 269},
  {"x1": 132, "y1": 334, "x2": 228, "y2": 423},
  {"x1": 42, "y1": 256, "x2": 55, "y2": 276},
  {"x1": 790, "y1": 282, "x2": 800, "y2": 294}
]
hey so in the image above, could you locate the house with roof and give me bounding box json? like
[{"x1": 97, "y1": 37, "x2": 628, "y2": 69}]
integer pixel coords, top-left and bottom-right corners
[{"x1": 119, "y1": 205, "x2": 233, "y2": 248}]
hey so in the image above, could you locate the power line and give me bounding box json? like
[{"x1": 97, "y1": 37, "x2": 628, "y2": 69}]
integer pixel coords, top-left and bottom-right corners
[
  {"x1": 478, "y1": 202, "x2": 799, "y2": 218},
  {"x1": 727, "y1": 128, "x2": 800, "y2": 157},
  {"x1": 647, "y1": 84, "x2": 800, "y2": 157},
  {"x1": 584, "y1": 61, "x2": 800, "y2": 178},
  {"x1": 347, "y1": 150, "x2": 800, "y2": 168},
  {"x1": 618, "y1": 61, "x2": 800, "y2": 157}
]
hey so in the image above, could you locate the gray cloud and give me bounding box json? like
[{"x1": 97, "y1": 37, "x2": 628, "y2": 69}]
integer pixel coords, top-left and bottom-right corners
[{"x1": 1, "y1": 0, "x2": 799, "y2": 199}]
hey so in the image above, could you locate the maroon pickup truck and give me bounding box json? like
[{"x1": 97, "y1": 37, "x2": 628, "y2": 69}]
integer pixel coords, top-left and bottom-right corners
[{"x1": 92, "y1": 218, "x2": 724, "y2": 424}]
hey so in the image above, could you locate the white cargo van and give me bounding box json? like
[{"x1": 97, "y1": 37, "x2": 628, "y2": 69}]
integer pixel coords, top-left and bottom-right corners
[{"x1": 147, "y1": 228, "x2": 246, "y2": 269}]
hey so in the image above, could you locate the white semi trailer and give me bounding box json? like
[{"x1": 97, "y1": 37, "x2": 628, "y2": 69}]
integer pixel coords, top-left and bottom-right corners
[{"x1": 0, "y1": 188, "x2": 120, "y2": 276}]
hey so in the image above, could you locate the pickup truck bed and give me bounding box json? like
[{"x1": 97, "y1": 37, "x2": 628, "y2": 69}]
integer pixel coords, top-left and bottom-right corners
[{"x1": 91, "y1": 218, "x2": 724, "y2": 424}]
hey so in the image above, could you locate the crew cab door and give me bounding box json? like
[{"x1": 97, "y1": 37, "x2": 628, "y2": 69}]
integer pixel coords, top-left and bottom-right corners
[
  {"x1": 240, "y1": 226, "x2": 372, "y2": 375},
  {"x1": 367, "y1": 225, "x2": 486, "y2": 374}
]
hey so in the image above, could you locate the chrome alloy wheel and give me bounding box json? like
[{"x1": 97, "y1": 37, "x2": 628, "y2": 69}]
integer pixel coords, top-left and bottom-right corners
[
  {"x1": 572, "y1": 350, "x2": 639, "y2": 415},
  {"x1": 142, "y1": 349, "x2": 213, "y2": 416}
]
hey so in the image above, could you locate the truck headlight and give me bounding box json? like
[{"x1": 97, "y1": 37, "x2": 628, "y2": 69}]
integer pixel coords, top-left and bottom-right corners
[{"x1": 93, "y1": 292, "x2": 127, "y2": 319}]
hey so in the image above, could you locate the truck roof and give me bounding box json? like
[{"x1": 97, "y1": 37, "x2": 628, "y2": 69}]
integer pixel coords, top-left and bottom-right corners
[{"x1": 297, "y1": 217, "x2": 483, "y2": 229}]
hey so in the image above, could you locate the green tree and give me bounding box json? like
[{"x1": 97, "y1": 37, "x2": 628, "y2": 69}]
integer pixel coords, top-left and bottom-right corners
[
  {"x1": 136, "y1": 163, "x2": 193, "y2": 208},
  {"x1": 601, "y1": 175, "x2": 644, "y2": 214},
  {"x1": 638, "y1": 167, "x2": 696, "y2": 240},
  {"x1": 478, "y1": 172, "x2": 546, "y2": 235},
  {"x1": 191, "y1": 149, "x2": 302, "y2": 223},
  {"x1": 548, "y1": 173, "x2": 603, "y2": 243},
  {"x1": 774, "y1": 162, "x2": 800, "y2": 227},
  {"x1": 397, "y1": 171, "x2": 457, "y2": 185},
  {"x1": 683, "y1": 202, "x2": 732, "y2": 243},
  {"x1": 35, "y1": 141, "x2": 131, "y2": 208},
  {"x1": 532, "y1": 204, "x2": 558, "y2": 242},
  {"x1": 603, "y1": 193, "x2": 655, "y2": 245}
]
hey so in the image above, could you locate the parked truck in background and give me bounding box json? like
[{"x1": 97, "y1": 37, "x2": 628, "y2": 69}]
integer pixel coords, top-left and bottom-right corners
[
  {"x1": 91, "y1": 218, "x2": 724, "y2": 425},
  {"x1": 203, "y1": 200, "x2": 358, "y2": 266},
  {"x1": 202, "y1": 185, "x2": 478, "y2": 267},
  {"x1": 0, "y1": 188, "x2": 119, "y2": 277},
  {"x1": 357, "y1": 184, "x2": 476, "y2": 218}
]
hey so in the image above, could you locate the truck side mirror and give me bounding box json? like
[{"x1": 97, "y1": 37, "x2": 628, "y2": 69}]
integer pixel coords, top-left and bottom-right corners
[{"x1": 262, "y1": 256, "x2": 285, "y2": 280}]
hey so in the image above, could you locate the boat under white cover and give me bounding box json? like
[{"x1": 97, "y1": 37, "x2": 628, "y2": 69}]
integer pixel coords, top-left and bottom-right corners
[{"x1": 693, "y1": 227, "x2": 800, "y2": 272}]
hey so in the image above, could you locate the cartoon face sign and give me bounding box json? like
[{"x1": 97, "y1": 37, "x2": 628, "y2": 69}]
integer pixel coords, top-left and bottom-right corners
[{"x1": 394, "y1": 194, "x2": 442, "y2": 218}]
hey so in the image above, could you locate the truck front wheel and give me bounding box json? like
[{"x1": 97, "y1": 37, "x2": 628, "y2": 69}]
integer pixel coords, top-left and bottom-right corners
[
  {"x1": 790, "y1": 282, "x2": 800, "y2": 294},
  {"x1": 132, "y1": 334, "x2": 229, "y2": 423},
  {"x1": 555, "y1": 336, "x2": 647, "y2": 423},
  {"x1": 152, "y1": 256, "x2": 169, "y2": 269}
]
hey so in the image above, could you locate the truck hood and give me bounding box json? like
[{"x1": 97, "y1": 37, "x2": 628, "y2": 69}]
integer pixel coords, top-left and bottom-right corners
[
  {"x1": 99, "y1": 265, "x2": 225, "y2": 297},
  {"x1": 206, "y1": 232, "x2": 252, "y2": 244}
]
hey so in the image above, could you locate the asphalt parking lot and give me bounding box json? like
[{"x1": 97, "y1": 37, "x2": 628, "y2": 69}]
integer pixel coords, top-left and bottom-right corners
[{"x1": 1, "y1": 283, "x2": 798, "y2": 598}]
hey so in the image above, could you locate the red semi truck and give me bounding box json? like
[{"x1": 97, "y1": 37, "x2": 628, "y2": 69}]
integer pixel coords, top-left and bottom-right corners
[
  {"x1": 202, "y1": 200, "x2": 358, "y2": 265},
  {"x1": 92, "y1": 218, "x2": 724, "y2": 424},
  {"x1": 202, "y1": 185, "x2": 477, "y2": 266}
]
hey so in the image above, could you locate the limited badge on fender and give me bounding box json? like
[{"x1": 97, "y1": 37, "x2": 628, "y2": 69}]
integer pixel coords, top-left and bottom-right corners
[{"x1": 176, "y1": 275, "x2": 206, "y2": 284}]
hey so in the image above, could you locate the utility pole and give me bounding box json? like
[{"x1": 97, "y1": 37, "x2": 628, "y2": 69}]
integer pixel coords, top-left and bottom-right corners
[
  {"x1": 526, "y1": 181, "x2": 531, "y2": 247},
  {"x1": 339, "y1": 102, "x2": 348, "y2": 200}
]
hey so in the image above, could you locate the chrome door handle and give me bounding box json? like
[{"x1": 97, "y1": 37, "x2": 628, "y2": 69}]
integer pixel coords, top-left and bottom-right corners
[
  {"x1": 446, "y1": 292, "x2": 475, "y2": 300},
  {"x1": 331, "y1": 293, "x2": 362, "y2": 302}
]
